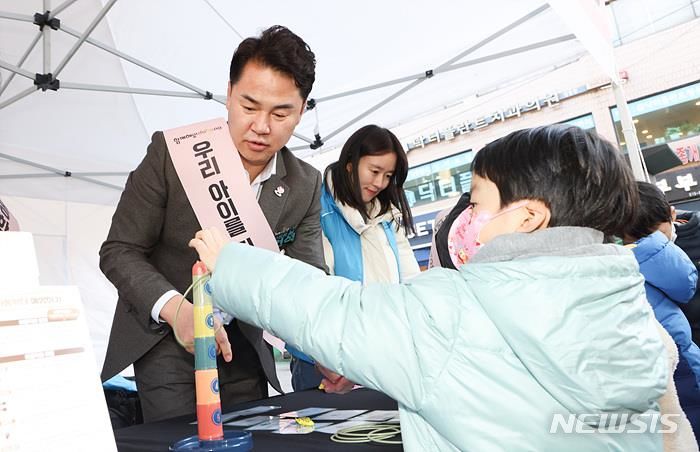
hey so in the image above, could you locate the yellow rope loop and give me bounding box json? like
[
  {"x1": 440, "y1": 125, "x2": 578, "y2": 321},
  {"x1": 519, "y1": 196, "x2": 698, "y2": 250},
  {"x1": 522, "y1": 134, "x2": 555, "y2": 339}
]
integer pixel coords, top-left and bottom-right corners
[
  {"x1": 173, "y1": 272, "x2": 211, "y2": 348},
  {"x1": 330, "y1": 423, "x2": 402, "y2": 445}
]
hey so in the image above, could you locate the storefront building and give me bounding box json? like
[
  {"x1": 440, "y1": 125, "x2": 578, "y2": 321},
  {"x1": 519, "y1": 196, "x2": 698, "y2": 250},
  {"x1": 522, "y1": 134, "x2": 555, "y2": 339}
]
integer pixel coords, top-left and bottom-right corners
[{"x1": 394, "y1": 7, "x2": 700, "y2": 267}]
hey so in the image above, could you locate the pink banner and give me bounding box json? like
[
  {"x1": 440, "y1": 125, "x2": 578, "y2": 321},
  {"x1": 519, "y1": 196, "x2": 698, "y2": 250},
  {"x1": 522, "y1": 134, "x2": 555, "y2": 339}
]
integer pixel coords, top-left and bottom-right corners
[{"x1": 164, "y1": 118, "x2": 279, "y2": 252}]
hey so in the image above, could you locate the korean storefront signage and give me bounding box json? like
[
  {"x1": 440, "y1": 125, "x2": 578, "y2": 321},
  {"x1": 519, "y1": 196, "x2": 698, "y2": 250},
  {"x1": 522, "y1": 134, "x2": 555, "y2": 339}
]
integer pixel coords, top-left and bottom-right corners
[
  {"x1": 403, "y1": 152, "x2": 473, "y2": 209},
  {"x1": 405, "y1": 84, "x2": 591, "y2": 151},
  {"x1": 670, "y1": 135, "x2": 700, "y2": 165},
  {"x1": 656, "y1": 135, "x2": 700, "y2": 203},
  {"x1": 406, "y1": 211, "x2": 439, "y2": 249},
  {"x1": 656, "y1": 165, "x2": 700, "y2": 203}
]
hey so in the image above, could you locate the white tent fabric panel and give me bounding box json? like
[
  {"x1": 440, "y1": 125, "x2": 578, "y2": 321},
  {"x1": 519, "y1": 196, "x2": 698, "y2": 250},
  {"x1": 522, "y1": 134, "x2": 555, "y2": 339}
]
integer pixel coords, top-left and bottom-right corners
[
  {"x1": 0, "y1": 0, "x2": 608, "y2": 205},
  {"x1": 107, "y1": 1, "x2": 586, "y2": 152},
  {"x1": 2, "y1": 195, "x2": 118, "y2": 373}
]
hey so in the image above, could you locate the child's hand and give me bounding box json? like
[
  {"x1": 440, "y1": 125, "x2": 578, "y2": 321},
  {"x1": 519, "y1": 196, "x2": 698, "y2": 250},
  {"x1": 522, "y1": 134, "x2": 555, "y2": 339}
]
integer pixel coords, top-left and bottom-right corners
[
  {"x1": 189, "y1": 228, "x2": 226, "y2": 272},
  {"x1": 316, "y1": 363, "x2": 355, "y2": 394}
]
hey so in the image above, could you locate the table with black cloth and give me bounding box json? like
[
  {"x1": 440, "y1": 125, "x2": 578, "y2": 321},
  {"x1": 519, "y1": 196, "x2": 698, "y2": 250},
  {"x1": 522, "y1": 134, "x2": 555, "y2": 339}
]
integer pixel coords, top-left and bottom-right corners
[{"x1": 114, "y1": 388, "x2": 403, "y2": 451}]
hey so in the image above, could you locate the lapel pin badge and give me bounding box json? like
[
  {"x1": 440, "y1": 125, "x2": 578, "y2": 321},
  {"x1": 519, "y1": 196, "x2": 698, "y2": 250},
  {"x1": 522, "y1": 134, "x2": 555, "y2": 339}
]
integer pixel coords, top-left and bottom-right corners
[{"x1": 274, "y1": 186, "x2": 285, "y2": 197}]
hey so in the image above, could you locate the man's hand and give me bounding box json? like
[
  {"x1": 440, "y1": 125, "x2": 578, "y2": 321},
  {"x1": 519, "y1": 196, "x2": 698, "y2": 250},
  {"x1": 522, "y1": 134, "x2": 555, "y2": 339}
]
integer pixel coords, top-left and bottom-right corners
[
  {"x1": 160, "y1": 294, "x2": 233, "y2": 362},
  {"x1": 316, "y1": 363, "x2": 355, "y2": 394},
  {"x1": 189, "y1": 228, "x2": 226, "y2": 272}
]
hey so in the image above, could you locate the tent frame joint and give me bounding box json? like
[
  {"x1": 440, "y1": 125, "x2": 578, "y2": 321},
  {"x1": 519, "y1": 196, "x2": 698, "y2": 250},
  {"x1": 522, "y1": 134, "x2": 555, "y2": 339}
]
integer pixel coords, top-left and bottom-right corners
[
  {"x1": 204, "y1": 90, "x2": 213, "y2": 100},
  {"x1": 309, "y1": 133, "x2": 323, "y2": 150},
  {"x1": 33, "y1": 11, "x2": 60, "y2": 31},
  {"x1": 34, "y1": 73, "x2": 59, "y2": 91},
  {"x1": 306, "y1": 98, "x2": 317, "y2": 111},
  {"x1": 424, "y1": 69, "x2": 434, "y2": 79}
]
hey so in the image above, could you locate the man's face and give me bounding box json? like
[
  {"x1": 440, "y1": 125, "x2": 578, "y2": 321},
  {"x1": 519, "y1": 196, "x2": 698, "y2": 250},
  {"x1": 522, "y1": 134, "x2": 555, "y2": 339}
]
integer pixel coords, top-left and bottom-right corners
[{"x1": 226, "y1": 61, "x2": 305, "y2": 174}]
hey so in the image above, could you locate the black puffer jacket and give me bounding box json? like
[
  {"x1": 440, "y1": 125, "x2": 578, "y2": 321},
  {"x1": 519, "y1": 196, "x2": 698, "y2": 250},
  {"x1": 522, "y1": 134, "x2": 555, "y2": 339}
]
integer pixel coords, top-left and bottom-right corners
[
  {"x1": 675, "y1": 210, "x2": 700, "y2": 346},
  {"x1": 433, "y1": 192, "x2": 471, "y2": 269}
]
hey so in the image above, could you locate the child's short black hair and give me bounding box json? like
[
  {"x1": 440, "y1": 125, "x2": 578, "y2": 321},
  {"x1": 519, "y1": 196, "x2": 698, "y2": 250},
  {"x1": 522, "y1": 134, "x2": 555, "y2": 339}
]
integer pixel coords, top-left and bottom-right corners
[
  {"x1": 471, "y1": 124, "x2": 638, "y2": 238},
  {"x1": 624, "y1": 181, "x2": 672, "y2": 240}
]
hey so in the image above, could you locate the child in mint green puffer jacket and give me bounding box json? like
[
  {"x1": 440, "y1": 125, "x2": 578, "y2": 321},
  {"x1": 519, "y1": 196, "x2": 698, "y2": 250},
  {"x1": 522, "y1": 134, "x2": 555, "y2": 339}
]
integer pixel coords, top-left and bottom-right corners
[{"x1": 191, "y1": 125, "x2": 671, "y2": 451}]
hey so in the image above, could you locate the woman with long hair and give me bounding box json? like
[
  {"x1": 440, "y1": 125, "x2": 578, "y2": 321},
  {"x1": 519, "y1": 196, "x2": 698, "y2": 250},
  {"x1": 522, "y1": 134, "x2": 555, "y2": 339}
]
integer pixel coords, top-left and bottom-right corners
[{"x1": 289, "y1": 124, "x2": 420, "y2": 392}]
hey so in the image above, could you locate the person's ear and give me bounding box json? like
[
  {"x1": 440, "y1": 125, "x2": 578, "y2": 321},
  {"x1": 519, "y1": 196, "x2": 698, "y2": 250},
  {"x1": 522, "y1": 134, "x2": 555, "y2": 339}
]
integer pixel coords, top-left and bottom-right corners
[
  {"x1": 225, "y1": 82, "x2": 233, "y2": 110},
  {"x1": 346, "y1": 162, "x2": 352, "y2": 173},
  {"x1": 516, "y1": 200, "x2": 550, "y2": 233}
]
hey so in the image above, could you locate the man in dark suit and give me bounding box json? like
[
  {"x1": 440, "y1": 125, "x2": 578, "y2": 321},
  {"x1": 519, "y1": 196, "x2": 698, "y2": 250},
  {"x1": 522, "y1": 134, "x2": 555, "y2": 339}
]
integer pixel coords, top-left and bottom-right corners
[{"x1": 100, "y1": 25, "x2": 326, "y2": 423}]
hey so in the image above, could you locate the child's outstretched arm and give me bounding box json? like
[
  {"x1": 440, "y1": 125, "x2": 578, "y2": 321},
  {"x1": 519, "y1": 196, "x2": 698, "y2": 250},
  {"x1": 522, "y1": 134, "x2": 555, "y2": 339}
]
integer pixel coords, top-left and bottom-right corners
[{"x1": 190, "y1": 228, "x2": 450, "y2": 411}]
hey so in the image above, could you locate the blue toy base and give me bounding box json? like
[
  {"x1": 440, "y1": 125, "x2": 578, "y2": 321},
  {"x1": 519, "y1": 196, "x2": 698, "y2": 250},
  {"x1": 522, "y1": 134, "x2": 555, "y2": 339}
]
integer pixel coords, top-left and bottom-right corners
[{"x1": 169, "y1": 430, "x2": 253, "y2": 451}]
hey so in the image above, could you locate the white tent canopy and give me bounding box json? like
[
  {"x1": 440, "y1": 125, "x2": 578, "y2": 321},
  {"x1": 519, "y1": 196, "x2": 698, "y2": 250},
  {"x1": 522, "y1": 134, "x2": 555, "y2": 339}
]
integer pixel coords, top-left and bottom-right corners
[
  {"x1": 0, "y1": 0, "x2": 636, "y2": 205},
  {"x1": 1, "y1": 0, "x2": 639, "y2": 372}
]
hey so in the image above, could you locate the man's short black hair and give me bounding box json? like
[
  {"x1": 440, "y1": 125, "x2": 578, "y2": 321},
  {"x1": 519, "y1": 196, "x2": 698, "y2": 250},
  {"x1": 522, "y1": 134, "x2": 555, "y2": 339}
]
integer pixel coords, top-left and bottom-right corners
[
  {"x1": 472, "y1": 124, "x2": 638, "y2": 238},
  {"x1": 624, "y1": 181, "x2": 672, "y2": 240},
  {"x1": 229, "y1": 25, "x2": 316, "y2": 100}
]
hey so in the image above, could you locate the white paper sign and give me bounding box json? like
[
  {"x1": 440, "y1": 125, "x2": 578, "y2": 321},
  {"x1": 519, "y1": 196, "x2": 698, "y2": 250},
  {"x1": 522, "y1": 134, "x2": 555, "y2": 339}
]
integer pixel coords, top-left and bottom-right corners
[{"x1": 0, "y1": 286, "x2": 117, "y2": 451}]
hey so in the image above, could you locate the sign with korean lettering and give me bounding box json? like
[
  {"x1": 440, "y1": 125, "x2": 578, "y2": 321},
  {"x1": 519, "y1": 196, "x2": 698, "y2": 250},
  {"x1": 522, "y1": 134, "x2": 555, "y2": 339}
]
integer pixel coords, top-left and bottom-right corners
[
  {"x1": 164, "y1": 118, "x2": 279, "y2": 252},
  {"x1": 404, "y1": 151, "x2": 472, "y2": 209},
  {"x1": 406, "y1": 211, "x2": 439, "y2": 249},
  {"x1": 405, "y1": 84, "x2": 591, "y2": 151},
  {"x1": 671, "y1": 136, "x2": 700, "y2": 165},
  {"x1": 656, "y1": 164, "x2": 700, "y2": 203}
]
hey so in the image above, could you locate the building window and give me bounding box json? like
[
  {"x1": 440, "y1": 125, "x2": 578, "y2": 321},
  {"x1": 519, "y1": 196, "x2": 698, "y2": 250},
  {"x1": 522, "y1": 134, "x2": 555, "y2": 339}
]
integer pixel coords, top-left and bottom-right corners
[
  {"x1": 404, "y1": 151, "x2": 473, "y2": 209},
  {"x1": 560, "y1": 113, "x2": 596, "y2": 131},
  {"x1": 608, "y1": 0, "x2": 700, "y2": 46},
  {"x1": 610, "y1": 80, "x2": 700, "y2": 152}
]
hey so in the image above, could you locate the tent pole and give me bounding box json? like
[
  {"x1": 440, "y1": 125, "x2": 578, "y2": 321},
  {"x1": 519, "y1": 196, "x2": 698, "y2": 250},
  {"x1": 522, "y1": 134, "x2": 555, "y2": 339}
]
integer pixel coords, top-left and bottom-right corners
[
  {"x1": 439, "y1": 3, "x2": 550, "y2": 68},
  {"x1": 53, "y1": 0, "x2": 117, "y2": 77},
  {"x1": 60, "y1": 82, "x2": 212, "y2": 98},
  {"x1": 447, "y1": 34, "x2": 576, "y2": 71},
  {"x1": 0, "y1": 32, "x2": 42, "y2": 96},
  {"x1": 316, "y1": 73, "x2": 423, "y2": 103},
  {"x1": 0, "y1": 152, "x2": 124, "y2": 190},
  {"x1": 0, "y1": 86, "x2": 37, "y2": 109},
  {"x1": 0, "y1": 60, "x2": 36, "y2": 81},
  {"x1": 315, "y1": 9, "x2": 562, "y2": 104},
  {"x1": 324, "y1": 78, "x2": 427, "y2": 142},
  {"x1": 43, "y1": 0, "x2": 51, "y2": 73},
  {"x1": 64, "y1": 175, "x2": 123, "y2": 190},
  {"x1": 292, "y1": 132, "x2": 314, "y2": 144},
  {"x1": 612, "y1": 80, "x2": 649, "y2": 182},
  {"x1": 58, "y1": 24, "x2": 215, "y2": 100},
  {"x1": 202, "y1": 0, "x2": 244, "y2": 40},
  {"x1": 313, "y1": 3, "x2": 555, "y2": 148},
  {"x1": 0, "y1": 12, "x2": 33, "y2": 22},
  {"x1": 0, "y1": 152, "x2": 72, "y2": 176},
  {"x1": 0, "y1": 171, "x2": 129, "y2": 179},
  {"x1": 0, "y1": 174, "x2": 66, "y2": 179},
  {"x1": 56, "y1": 26, "x2": 327, "y2": 143}
]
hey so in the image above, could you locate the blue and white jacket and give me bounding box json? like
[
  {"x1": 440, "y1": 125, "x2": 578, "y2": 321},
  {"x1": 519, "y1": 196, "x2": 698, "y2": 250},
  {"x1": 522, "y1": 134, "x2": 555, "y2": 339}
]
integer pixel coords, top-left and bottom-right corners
[{"x1": 632, "y1": 230, "x2": 700, "y2": 388}]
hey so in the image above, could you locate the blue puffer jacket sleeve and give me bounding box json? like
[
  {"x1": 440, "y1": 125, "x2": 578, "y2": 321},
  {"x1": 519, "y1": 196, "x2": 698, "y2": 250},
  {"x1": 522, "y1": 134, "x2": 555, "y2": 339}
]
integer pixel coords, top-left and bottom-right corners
[{"x1": 634, "y1": 231, "x2": 698, "y2": 304}]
